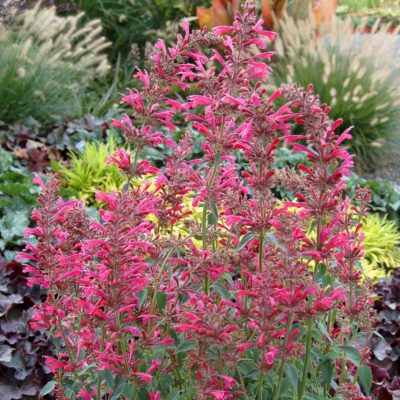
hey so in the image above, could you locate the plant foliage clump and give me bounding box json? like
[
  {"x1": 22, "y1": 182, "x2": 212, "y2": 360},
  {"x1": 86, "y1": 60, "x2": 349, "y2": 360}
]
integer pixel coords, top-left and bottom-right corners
[
  {"x1": 51, "y1": 137, "x2": 125, "y2": 205},
  {"x1": 361, "y1": 213, "x2": 400, "y2": 282},
  {"x1": 272, "y1": 13, "x2": 400, "y2": 167},
  {"x1": 0, "y1": 2, "x2": 110, "y2": 124}
]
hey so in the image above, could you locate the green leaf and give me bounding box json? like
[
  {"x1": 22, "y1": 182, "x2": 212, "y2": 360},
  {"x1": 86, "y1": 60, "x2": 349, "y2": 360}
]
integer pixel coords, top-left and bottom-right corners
[
  {"x1": 137, "y1": 290, "x2": 147, "y2": 308},
  {"x1": 325, "y1": 351, "x2": 340, "y2": 360},
  {"x1": 359, "y1": 365, "x2": 372, "y2": 395},
  {"x1": 208, "y1": 213, "x2": 217, "y2": 227},
  {"x1": 176, "y1": 340, "x2": 196, "y2": 354},
  {"x1": 236, "y1": 232, "x2": 257, "y2": 251},
  {"x1": 101, "y1": 368, "x2": 114, "y2": 390},
  {"x1": 317, "y1": 320, "x2": 332, "y2": 343},
  {"x1": 166, "y1": 389, "x2": 182, "y2": 400},
  {"x1": 210, "y1": 202, "x2": 218, "y2": 219},
  {"x1": 122, "y1": 382, "x2": 135, "y2": 398},
  {"x1": 320, "y1": 359, "x2": 334, "y2": 387},
  {"x1": 239, "y1": 360, "x2": 259, "y2": 379},
  {"x1": 304, "y1": 393, "x2": 323, "y2": 400},
  {"x1": 39, "y1": 380, "x2": 56, "y2": 396},
  {"x1": 339, "y1": 345, "x2": 361, "y2": 367},
  {"x1": 212, "y1": 281, "x2": 232, "y2": 300},
  {"x1": 0, "y1": 210, "x2": 30, "y2": 243},
  {"x1": 284, "y1": 364, "x2": 298, "y2": 391},
  {"x1": 156, "y1": 290, "x2": 167, "y2": 313},
  {"x1": 265, "y1": 233, "x2": 285, "y2": 251}
]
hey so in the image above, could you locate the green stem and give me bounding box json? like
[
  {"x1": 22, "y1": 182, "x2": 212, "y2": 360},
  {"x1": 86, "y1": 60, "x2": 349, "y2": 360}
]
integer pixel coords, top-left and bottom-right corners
[
  {"x1": 298, "y1": 318, "x2": 313, "y2": 400},
  {"x1": 235, "y1": 365, "x2": 248, "y2": 397},
  {"x1": 273, "y1": 313, "x2": 294, "y2": 400},
  {"x1": 202, "y1": 201, "x2": 209, "y2": 294},
  {"x1": 259, "y1": 229, "x2": 264, "y2": 273},
  {"x1": 258, "y1": 371, "x2": 264, "y2": 400},
  {"x1": 97, "y1": 325, "x2": 105, "y2": 400},
  {"x1": 299, "y1": 209, "x2": 323, "y2": 400},
  {"x1": 148, "y1": 247, "x2": 175, "y2": 331}
]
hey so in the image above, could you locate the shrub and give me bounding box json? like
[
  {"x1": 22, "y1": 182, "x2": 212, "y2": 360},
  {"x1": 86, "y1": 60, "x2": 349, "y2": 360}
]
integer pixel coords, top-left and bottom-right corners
[
  {"x1": 21, "y1": 3, "x2": 375, "y2": 399},
  {"x1": 272, "y1": 12, "x2": 400, "y2": 168},
  {"x1": 0, "y1": 2, "x2": 110, "y2": 124}
]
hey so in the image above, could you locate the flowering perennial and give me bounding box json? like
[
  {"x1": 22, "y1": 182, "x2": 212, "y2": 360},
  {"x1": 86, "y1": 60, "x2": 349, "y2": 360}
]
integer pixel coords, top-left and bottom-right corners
[{"x1": 21, "y1": 2, "x2": 375, "y2": 399}]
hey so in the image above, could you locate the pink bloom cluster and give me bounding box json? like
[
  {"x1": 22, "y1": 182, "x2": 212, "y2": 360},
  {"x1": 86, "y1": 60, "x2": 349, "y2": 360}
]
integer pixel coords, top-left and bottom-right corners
[{"x1": 21, "y1": 2, "x2": 375, "y2": 399}]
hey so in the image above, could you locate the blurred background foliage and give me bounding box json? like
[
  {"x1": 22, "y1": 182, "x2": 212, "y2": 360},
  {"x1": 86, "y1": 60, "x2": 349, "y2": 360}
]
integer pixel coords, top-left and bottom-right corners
[{"x1": 0, "y1": 0, "x2": 400, "y2": 397}]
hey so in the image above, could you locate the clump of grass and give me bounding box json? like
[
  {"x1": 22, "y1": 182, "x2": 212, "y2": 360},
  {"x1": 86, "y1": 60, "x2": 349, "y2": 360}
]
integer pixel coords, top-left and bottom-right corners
[
  {"x1": 0, "y1": 2, "x2": 110, "y2": 124},
  {"x1": 272, "y1": 12, "x2": 400, "y2": 169}
]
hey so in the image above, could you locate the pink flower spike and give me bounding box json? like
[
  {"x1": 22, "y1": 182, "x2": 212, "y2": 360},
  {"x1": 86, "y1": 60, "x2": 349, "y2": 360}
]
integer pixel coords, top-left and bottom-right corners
[{"x1": 107, "y1": 149, "x2": 131, "y2": 172}]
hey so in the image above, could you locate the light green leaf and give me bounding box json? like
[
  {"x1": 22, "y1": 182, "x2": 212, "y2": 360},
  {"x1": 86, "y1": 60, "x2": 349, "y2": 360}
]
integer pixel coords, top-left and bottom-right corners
[
  {"x1": 39, "y1": 380, "x2": 56, "y2": 396},
  {"x1": 284, "y1": 364, "x2": 298, "y2": 391},
  {"x1": 359, "y1": 365, "x2": 372, "y2": 395},
  {"x1": 339, "y1": 345, "x2": 361, "y2": 367}
]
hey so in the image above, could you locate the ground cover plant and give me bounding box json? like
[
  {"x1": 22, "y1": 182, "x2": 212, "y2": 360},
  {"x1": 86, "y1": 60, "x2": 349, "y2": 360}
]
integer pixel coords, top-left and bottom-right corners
[
  {"x1": 369, "y1": 268, "x2": 400, "y2": 399},
  {"x1": 0, "y1": 257, "x2": 55, "y2": 400},
  {"x1": 21, "y1": 2, "x2": 377, "y2": 399}
]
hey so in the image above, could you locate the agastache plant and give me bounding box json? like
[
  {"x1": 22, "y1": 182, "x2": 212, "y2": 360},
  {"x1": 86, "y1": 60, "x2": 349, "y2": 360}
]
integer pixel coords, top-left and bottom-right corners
[{"x1": 20, "y1": 2, "x2": 376, "y2": 399}]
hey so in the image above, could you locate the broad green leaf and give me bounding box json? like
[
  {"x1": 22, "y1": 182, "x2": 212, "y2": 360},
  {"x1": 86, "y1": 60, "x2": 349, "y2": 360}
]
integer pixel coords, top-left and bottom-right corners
[
  {"x1": 137, "y1": 290, "x2": 147, "y2": 308},
  {"x1": 339, "y1": 345, "x2": 361, "y2": 367},
  {"x1": 359, "y1": 365, "x2": 372, "y2": 395},
  {"x1": 320, "y1": 359, "x2": 334, "y2": 387},
  {"x1": 239, "y1": 360, "x2": 259, "y2": 378},
  {"x1": 284, "y1": 364, "x2": 298, "y2": 391},
  {"x1": 208, "y1": 213, "x2": 217, "y2": 227},
  {"x1": 122, "y1": 382, "x2": 135, "y2": 398},
  {"x1": 325, "y1": 351, "x2": 340, "y2": 360},
  {"x1": 101, "y1": 368, "x2": 114, "y2": 390},
  {"x1": 210, "y1": 202, "x2": 218, "y2": 219},
  {"x1": 156, "y1": 290, "x2": 167, "y2": 312}
]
